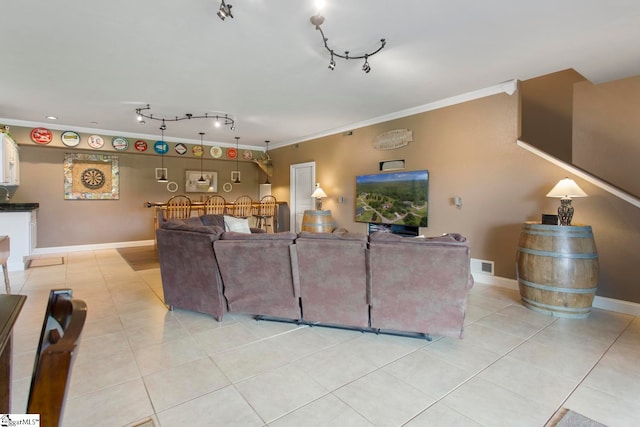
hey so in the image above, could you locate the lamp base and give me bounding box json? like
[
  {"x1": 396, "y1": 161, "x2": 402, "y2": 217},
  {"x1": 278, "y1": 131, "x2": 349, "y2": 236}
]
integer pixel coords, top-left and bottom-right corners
[
  {"x1": 557, "y1": 198, "x2": 574, "y2": 226},
  {"x1": 314, "y1": 199, "x2": 323, "y2": 210}
]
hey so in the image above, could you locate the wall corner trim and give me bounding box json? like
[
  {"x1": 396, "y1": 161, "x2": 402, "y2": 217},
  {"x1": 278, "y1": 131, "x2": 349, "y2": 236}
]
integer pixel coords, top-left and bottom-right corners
[{"x1": 272, "y1": 79, "x2": 519, "y2": 149}]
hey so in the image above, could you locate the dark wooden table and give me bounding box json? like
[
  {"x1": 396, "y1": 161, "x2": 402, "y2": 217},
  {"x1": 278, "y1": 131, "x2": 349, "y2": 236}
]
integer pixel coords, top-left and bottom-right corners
[{"x1": 0, "y1": 293, "x2": 27, "y2": 412}]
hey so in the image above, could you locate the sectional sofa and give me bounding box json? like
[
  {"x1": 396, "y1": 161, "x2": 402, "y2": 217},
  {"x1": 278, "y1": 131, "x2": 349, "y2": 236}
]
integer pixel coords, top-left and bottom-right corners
[{"x1": 156, "y1": 214, "x2": 474, "y2": 338}]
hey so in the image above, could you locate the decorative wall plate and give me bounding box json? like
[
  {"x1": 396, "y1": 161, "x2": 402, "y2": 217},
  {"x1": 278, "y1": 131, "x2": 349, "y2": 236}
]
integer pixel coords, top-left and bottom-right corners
[
  {"x1": 242, "y1": 150, "x2": 253, "y2": 160},
  {"x1": 226, "y1": 148, "x2": 237, "y2": 159},
  {"x1": 61, "y1": 131, "x2": 81, "y2": 147},
  {"x1": 154, "y1": 141, "x2": 169, "y2": 154},
  {"x1": 222, "y1": 182, "x2": 233, "y2": 192},
  {"x1": 167, "y1": 181, "x2": 179, "y2": 193},
  {"x1": 30, "y1": 127, "x2": 53, "y2": 144},
  {"x1": 192, "y1": 145, "x2": 203, "y2": 157},
  {"x1": 134, "y1": 140, "x2": 148, "y2": 152},
  {"x1": 112, "y1": 137, "x2": 129, "y2": 151},
  {"x1": 87, "y1": 135, "x2": 104, "y2": 149},
  {"x1": 210, "y1": 146, "x2": 222, "y2": 158},
  {"x1": 174, "y1": 143, "x2": 187, "y2": 155}
]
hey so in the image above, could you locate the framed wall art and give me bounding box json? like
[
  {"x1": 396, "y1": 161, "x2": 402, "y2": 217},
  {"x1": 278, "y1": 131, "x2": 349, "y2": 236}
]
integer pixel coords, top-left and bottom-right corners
[
  {"x1": 185, "y1": 170, "x2": 217, "y2": 193},
  {"x1": 63, "y1": 153, "x2": 119, "y2": 200}
]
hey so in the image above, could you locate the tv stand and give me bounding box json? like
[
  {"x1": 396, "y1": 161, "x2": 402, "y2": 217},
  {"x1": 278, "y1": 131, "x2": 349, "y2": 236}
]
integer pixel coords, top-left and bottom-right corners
[{"x1": 367, "y1": 223, "x2": 419, "y2": 237}]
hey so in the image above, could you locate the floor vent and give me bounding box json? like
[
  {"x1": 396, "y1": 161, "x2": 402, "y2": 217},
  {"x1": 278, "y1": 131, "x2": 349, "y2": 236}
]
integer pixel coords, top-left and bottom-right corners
[{"x1": 471, "y1": 258, "x2": 494, "y2": 276}]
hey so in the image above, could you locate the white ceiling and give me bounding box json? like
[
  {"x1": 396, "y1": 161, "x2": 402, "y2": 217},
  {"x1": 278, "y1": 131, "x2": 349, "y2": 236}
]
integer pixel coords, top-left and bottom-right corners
[{"x1": 1, "y1": 0, "x2": 639, "y2": 149}]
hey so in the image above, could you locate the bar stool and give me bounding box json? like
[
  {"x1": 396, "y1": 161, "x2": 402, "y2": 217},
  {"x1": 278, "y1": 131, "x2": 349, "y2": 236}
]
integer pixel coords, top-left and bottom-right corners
[
  {"x1": 164, "y1": 195, "x2": 192, "y2": 220},
  {"x1": 232, "y1": 195, "x2": 253, "y2": 218},
  {"x1": 203, "y1": 195, "x2": 226, "y2": 215},
  {"x1": 254, "y1": 195, "x2": 277, "y2": 232}
]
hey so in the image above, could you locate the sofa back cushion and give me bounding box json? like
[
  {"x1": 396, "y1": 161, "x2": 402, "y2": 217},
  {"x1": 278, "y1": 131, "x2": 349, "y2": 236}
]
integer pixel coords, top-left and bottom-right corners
[
  {"x1": 220, "y1": 231, "x2": 298, "y2": 240},
  {"x1": 200, "y1": 214, "x2": 225, "y2": 228},
  {"x1": 368, "y1": 231, "x2": 468, "y2": 245},
  {"x1": 161, "y1": 217, "x2": 224, "y2": 236},
  {"x1": 297, "y1": 229, "x2": 367, "y2": 242}
]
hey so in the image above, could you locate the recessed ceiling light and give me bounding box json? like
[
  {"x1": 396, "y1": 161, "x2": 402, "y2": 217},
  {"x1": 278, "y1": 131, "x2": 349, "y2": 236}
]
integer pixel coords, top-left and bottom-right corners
[{"x1": 45, "y1": 115, "x2": 57, "y2": 120}]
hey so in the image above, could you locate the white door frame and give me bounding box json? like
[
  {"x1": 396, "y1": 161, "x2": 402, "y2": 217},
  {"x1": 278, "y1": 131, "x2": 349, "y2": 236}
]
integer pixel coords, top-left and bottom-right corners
[{"x1": 290, "y1": 161, "x2": 316, "y2": 232}]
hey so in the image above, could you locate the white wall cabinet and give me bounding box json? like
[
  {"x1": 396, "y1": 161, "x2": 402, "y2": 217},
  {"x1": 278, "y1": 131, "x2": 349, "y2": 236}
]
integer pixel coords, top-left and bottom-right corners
[{"x1": 0, "y1": 133, "x2": 20, "y2": 185}]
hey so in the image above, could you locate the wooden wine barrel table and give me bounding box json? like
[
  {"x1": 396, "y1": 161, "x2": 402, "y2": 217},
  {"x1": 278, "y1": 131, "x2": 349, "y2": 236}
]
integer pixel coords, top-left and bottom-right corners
[
  {"x1": 516, "y1": 222, "x2": 599, "y2": 318},
  {"x1": 301, "y1": 210, "x2": 335, "y2": 233}
]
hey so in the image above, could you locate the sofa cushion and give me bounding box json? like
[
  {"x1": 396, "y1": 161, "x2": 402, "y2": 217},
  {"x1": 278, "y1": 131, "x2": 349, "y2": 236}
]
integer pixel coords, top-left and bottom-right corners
[
  {"x1": 220, "y1": 231, "x2": 297, "y2": 240},
  {"x1": 161, "y1": 217, "x2": 224, "y2": 235},
  {"x1": 297, "y1": 229, "x2": 367, "y2": 242},
  {"x1": 224, "y1": 215, "x2": 251, "y2": 234},
  {"x1": 369, "y1": 231, "x2": 468, "y2": 245},
  {"x1": 200, "y1": 214, "x2": 225, "y2": 228}
]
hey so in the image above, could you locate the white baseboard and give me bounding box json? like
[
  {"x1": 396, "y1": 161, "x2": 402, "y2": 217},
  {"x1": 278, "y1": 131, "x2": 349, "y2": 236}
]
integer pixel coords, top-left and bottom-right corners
[
  {"x1": 472, "y1": 273, "x2": 640, "y2": 317},
  {"x1": 32, "y1": 240, "x2": 154, "y2": 255}
]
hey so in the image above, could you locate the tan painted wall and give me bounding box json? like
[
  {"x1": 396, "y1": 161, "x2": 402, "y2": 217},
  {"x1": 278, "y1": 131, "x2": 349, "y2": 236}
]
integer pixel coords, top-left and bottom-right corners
[
  {"x1": 9, "y1": 127, "x2": 264, "y2": 247},
  {"x1": 573, "y1": 76, "x2": 640, "y2": 197},
  {"x1": 268, "y1": 90, "x2": 640, "y2": 303},
  {"x1": 520, "y1": 69, "x2": 587, "y2": 163}
]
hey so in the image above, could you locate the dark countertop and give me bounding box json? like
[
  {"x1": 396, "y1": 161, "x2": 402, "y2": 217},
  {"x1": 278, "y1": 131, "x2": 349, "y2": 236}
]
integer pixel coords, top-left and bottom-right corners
[{"x1": 0, "y1": 203, "x2": 39, "y2": 212}]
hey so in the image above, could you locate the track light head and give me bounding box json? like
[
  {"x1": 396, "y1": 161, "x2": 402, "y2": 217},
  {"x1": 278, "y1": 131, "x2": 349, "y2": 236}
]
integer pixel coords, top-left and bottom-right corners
[
  {"x1": 217, "y1": 1, "x2": 233, "y2": 20},
  {"x1": 310, "y1": 14, "x2": 325, "y2": 29},
  {"x1": 362, "y1": 58, "x2": 371, "y2": 73}
]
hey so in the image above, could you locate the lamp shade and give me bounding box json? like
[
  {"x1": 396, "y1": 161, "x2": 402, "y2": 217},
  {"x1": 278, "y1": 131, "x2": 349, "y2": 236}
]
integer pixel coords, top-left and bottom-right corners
[
  {"x1": 310, "y1": 183, "x2": 327, "y2": 199},
  {"x1": 546, "y1": 178, "x2": 587, "y2": 199}
]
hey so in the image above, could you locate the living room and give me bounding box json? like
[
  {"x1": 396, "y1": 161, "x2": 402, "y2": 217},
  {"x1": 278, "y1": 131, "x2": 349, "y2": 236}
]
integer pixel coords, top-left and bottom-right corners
[{"x1": 1, "y1": 1, "x2": 639, "y2": 426}]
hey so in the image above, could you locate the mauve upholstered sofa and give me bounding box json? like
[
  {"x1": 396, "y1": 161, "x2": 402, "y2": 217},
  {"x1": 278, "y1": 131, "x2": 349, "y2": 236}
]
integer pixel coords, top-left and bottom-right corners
[
  {"x1": 156, "y1": 214, "x2": 264, "y2": 320},
  {"x1": 368, "y1": 232, "x2": 474, "y2": 338},
  {"x1": 293, "y1": 230, "x2": 370, "y2": 328},
  {"x1": 156, "y1": 215, "x2": 474, "y2": 338},
  {"x1": 213, "y1": 231, "x2": 301, "y2": 320}
]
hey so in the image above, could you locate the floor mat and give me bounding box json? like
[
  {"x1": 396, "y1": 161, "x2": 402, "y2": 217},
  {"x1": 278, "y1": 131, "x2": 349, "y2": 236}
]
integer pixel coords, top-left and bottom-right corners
[
  {"x1": 547, "y1": 408, "x2": 606, "y2": 427},
  {"x1": 117, "y1": 246, "x2": 159, "y2": 271},
  {"x1": 27, "y1": 257, "x2": 65, "y2": 268}
]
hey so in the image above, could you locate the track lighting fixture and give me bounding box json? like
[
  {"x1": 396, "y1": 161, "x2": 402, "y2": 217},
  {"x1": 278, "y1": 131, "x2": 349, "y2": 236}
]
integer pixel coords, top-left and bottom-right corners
[
  {"x1": 310, "y1": 13, "x2": 386, "y2": 73},
  {"x1": 135, "y1": 104, "x2": 235, "y2": 131},
  {"x1": 217, "y1": 0, "x2": 233, "y2": 20},
  {"x1": 198, "y1": 132, "x2": 206, "y2": 183}
]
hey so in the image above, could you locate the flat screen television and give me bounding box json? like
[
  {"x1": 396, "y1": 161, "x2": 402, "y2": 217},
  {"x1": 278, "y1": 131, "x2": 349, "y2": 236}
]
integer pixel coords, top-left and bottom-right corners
[{"x1": 355, "y1": 170, "x2": 429, "y2": 226}]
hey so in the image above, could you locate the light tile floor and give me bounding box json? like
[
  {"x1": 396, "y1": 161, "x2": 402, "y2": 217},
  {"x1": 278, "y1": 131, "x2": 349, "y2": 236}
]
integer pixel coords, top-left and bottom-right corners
[{"x1": 7, "y1": 249, "x2": 640, "y2": 427}]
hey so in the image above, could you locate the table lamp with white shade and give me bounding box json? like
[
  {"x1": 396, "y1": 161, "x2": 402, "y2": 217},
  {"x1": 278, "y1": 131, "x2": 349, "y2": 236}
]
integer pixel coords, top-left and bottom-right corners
[
  {"x1": 310, "y1": 183, "x2": 328, "y2": 210},
  {"x1": 546, "y1": 178, "x2": 588, "y2": 226}
]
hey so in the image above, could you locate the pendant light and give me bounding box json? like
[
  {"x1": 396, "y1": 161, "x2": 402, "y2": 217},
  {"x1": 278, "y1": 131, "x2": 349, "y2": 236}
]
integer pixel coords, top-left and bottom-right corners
[
  {"x1": 198, "y1": 132, "x2": 206, "y2": 183},
  {"x1": 232, "y1": 136, "x2": 241, "y2": 183},
  {"x1": 157, "y1": 121, "x2": 168, "y2": 183}
]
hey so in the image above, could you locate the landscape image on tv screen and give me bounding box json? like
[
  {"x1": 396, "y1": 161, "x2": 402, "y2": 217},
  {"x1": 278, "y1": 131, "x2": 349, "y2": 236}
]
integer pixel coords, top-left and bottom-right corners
[{"x1": 355, "y1": 170, "x2": 429, "y2": 226}]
